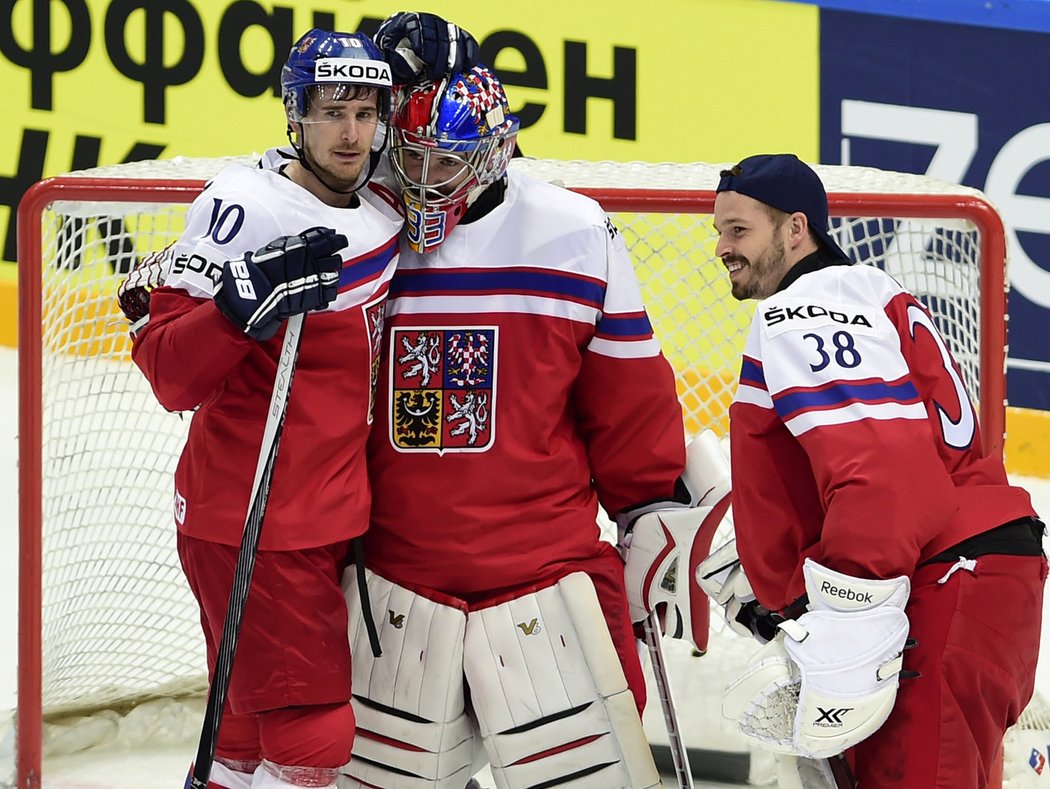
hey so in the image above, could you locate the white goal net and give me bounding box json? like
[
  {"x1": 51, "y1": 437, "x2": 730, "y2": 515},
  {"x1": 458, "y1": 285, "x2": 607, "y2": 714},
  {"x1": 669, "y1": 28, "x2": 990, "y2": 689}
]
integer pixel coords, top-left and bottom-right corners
[{"x1": 16, "y1": 155, "x2": 1016, "y2": 786}]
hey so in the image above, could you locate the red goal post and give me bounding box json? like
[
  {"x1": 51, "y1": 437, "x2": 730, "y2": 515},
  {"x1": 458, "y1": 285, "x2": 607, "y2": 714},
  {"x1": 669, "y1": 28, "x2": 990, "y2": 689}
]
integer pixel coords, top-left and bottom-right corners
[{"x1": 15, "y1": 156, "x2": 1007, "y2": 788}]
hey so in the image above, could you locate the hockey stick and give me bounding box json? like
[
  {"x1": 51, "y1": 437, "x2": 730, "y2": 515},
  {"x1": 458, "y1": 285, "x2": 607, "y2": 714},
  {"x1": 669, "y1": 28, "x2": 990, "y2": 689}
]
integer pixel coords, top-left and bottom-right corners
[
  {"x1": 643, "y1": 611, "x2": 694, "y2": 789},
  {"x1": 826, "y1": 753, "x2": 856, "y2": 788},
  {"x1": 188, "y1": 313, "x2": 306, "y2": 789}
]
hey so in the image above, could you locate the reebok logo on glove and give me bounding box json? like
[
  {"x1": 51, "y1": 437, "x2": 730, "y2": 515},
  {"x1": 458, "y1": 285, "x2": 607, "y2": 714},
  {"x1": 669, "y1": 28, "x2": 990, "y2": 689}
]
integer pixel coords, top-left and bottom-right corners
[
  {"x1": 229, "y1": 259, "x2": 257, "y2": 300},
  {"x1": 819, "y1": 581, "x2": 873, "y2": 604}
]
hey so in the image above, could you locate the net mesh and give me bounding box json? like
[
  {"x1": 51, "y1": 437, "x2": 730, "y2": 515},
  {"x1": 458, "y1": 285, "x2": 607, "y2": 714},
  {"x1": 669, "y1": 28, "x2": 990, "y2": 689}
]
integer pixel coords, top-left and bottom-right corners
[{"x1": 21, "y1": 156, "x2": 1011, "y2": 743}]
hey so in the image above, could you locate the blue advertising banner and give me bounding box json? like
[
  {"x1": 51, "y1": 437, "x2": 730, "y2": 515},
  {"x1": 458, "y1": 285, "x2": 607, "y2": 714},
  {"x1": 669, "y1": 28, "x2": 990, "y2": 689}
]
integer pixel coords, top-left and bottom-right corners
[
  {"x1": 819, "y1": 9, "x2": 1050, "y2": 410},
  {"x1": 791, "y1": 0, "x2": 1050, "y2": 33}
]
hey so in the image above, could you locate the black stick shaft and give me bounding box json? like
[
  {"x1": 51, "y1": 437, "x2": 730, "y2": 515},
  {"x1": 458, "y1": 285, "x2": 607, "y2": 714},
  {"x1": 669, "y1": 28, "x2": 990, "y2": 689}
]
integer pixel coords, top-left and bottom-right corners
[{"x1": 187, "y1": 314, "x2": 305, "y2": 788}]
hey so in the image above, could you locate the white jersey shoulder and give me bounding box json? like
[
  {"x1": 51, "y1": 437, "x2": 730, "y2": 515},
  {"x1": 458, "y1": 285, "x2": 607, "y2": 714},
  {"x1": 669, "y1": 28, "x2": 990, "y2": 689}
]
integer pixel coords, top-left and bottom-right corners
[
  {"x1": 165, "y1": 164, "x2": 402, "y2": 301},
  {"x1": 738, "y1": 264, "x2": 926, "y2": 434},
  {"x1": 508, "y1": 171, "x2": 620, "y2": 263},
  {"x1": 396, "y1": 171, "x2": 618, "y2": 280},
  {"x1": 755, "y1": 264, "x2": 903, "y2": 341}
]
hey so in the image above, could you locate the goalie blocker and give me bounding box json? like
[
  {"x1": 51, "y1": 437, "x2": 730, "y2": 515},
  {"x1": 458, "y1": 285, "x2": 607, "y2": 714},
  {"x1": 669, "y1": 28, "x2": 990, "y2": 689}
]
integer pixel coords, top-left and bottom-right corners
[{"x1": 620, "y1": 429, "x2": 732, "y2": 651}]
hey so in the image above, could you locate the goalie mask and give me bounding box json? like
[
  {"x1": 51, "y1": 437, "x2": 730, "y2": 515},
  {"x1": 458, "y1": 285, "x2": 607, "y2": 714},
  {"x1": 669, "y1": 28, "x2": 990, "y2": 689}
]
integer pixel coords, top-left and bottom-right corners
[
  {"x1": 389, "y1": 66, "x2": 520, "y2": 253},
  {"x1": 281, "y1": 29, "x2": 393, "y2": 193}
]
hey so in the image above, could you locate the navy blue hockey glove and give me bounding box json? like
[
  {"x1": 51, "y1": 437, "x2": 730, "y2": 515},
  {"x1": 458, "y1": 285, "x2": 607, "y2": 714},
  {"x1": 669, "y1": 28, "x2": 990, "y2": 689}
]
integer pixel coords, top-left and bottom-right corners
[
  {"x1": 213, "y1": 226, "x2": 346, "y2": 341},
  {"x1": 375, "y1": 12, "x2": 480, "y2": 84}
]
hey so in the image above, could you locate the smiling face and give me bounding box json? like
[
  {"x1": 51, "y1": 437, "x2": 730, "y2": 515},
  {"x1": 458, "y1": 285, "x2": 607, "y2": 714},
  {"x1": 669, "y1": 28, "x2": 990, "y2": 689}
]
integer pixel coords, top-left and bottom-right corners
[{"x1": 713, "y1": 191, "x2": 806, "y2": 301}]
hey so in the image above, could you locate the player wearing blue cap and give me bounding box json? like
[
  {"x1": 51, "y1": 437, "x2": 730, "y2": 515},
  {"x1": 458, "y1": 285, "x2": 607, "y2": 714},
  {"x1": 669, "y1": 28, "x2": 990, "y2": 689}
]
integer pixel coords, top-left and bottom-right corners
[{"x1": 701, "y1": 153, "x2": 1044, "y2": 788}]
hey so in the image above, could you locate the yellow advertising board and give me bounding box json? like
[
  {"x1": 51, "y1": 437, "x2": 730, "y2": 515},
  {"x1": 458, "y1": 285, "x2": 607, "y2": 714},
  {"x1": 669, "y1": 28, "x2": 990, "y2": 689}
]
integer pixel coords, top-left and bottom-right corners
[
  {"x1": 3, "y1": 0, "x2": 819, "y2": 267},
  {"x1": 4, "y1": 2, "x2": 1047, "y2": 473}
]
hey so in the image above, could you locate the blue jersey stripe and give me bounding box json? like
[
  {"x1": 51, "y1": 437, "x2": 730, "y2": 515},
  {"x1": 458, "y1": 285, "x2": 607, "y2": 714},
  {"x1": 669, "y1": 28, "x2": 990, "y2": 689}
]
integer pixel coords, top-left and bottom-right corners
[
  {"x1": 390, "y1": 267, "x2": 606, "y2": 307},
  {"x1": 596, "y1": 312, "x2": 654, "y2": 338},
  {"x1": 774, "y1": 378, "x2": 921, "y2": 421},
  {"x1": 739, "y1": 356, "x2": 766, "y2": 390},
  {"x1": 339, "y1": 235, "x2": 399, "y2": 290}
]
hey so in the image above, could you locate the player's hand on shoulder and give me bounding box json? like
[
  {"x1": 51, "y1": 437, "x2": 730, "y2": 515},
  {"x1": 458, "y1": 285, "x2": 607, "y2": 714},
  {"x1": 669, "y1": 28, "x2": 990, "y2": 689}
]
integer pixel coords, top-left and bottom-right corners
[
  {"x1": 213, "y1": 226, "x2": 347, "y2": 341},
  {"x1": 375, "y1": 11, "x2": 480, "y2": 84}
]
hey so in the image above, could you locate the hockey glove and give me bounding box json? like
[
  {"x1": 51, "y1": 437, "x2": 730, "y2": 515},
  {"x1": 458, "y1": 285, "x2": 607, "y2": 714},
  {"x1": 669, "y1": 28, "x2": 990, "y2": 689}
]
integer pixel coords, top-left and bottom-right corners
[
  {"x1": 722, "y1": 559, "x2": 910, "y2": 759},
  {"x1": 375, "y1": 12, "x2": 480, "y2": 84},
  {"x1": 117, "y1": 246, "x2": 173, "y2": 329},
  {"x1": 621, "y1": 430, "x2": 732, "y2": 653},
  {"x1": 214, "y1": 226, "x2": 346, "y2": 341},
  {"x1": 697, "y1": 539, "x2": 781, "y2": 644}
]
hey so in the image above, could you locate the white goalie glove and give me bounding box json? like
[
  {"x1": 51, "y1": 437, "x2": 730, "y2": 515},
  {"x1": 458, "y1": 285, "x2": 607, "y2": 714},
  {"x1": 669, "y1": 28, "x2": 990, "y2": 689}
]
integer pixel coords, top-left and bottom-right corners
[
  {"x1": 619, "y1": 430, "x2": 732, "y2": 652},
  {"x1": 696, "y1": 538, "x2": 780, "y2": 644},
  {"x1": 722, "y1": 558, "x2": 910, "y2": 759}
]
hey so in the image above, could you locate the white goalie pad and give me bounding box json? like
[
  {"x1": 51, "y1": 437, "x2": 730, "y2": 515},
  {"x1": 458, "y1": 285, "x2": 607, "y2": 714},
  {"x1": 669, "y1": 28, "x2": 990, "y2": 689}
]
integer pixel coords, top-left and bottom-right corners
[
  {"x1": 623, "y1": 429, "x2": 732, "y2": 651},
  {"x1": 464, "y1": 572, "x2": 660, "y2": 789},
  {"x1": 340, "y1": 569, "x2": 478, "y2": 789},
  {"x1": 722, "y1": 559, "x2": 910, "y2": 760}
]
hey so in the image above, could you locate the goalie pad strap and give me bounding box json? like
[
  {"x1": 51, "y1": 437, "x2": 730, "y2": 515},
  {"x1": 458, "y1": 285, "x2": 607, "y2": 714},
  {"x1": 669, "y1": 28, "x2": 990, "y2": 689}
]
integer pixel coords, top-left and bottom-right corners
[
  {"x1": 464, "y1": 572, "x2": 660, "y2": 789},
  {"x1": 341, "y1": 569, "x2": 476, "y2": 788}
]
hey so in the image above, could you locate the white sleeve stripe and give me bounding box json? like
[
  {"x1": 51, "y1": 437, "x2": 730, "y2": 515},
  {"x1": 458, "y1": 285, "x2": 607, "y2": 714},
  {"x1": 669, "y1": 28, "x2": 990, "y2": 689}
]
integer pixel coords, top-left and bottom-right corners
[
  {"x1": 785, "y1": 401, "x2": 929, "y2": 435},
  {"x1": 734, "y1": 382, "x2": 774, "y2": 409},
  {"x1": 586, "y1": 336, "x2": 663, "y2": 359}
]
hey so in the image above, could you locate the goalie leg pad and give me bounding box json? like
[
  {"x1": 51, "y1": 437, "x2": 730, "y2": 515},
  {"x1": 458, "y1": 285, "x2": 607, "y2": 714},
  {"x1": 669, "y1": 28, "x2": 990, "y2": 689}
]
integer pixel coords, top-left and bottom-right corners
[
  {"x1": 464, "y1": 572, "x2": 660, "y2": 789},
  {"x1": 340, "y1": 569, "x2": 477, "y2": 789}
]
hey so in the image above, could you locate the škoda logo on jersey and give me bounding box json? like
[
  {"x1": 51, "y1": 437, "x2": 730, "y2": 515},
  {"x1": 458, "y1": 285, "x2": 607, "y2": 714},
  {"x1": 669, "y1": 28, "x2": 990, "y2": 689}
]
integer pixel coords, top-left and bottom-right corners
[{"x1": 389, "y1": 327, "x2": 497, "y2": 453}]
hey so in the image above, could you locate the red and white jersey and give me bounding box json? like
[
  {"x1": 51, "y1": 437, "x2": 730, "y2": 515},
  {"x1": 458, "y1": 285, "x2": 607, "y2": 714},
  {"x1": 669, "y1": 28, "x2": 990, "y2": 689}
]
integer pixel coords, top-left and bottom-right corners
[
  {"x1": 731, "y1": 259, "x2": 1035, "y2": 611},
  {"x1": 365, "y1": 171, "x2": 686, "y2": 597},
  {"x1": 132, "y1": 163, "x2": 402, "y2": 550}
]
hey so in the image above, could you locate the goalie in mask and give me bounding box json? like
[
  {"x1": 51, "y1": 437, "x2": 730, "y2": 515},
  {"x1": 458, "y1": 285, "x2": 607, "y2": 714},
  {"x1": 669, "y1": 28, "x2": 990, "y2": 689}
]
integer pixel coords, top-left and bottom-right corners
[{"x1": 338, "y1": 14, "x2": 733, "y2": 789}]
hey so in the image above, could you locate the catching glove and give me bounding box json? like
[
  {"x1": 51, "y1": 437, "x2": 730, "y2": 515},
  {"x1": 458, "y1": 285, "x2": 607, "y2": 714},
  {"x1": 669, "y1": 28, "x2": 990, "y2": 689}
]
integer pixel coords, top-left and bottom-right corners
[
  {"x1": 721, "y1": 559, "x2": 910, "y2": 759},
  {"x1": 375, "y1": 12, "x2": 481, "y2": 84},
  {"x1": 213, "y1": 226, "x2": 346, "y2": 341}
]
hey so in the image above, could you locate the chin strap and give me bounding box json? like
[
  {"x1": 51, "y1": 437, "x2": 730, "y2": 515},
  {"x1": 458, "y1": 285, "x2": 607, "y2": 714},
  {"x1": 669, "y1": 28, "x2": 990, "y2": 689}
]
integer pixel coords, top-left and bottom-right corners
[{"x1": 286, "y1": 123, "x2": 387, "y2": 198}]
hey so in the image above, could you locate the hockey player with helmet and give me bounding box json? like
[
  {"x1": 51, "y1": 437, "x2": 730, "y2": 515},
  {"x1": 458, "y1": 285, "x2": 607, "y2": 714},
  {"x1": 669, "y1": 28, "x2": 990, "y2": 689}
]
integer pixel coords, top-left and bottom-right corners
[
  {"x1": 339, "y1": 16, "x2": 732, "y2": 788},
  {"x1": 121, "y1": 29, "x2": 404, "y2": 789},
  {"x1": 700, "y1": 153, "x2": 1045, "y2": 787}
]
